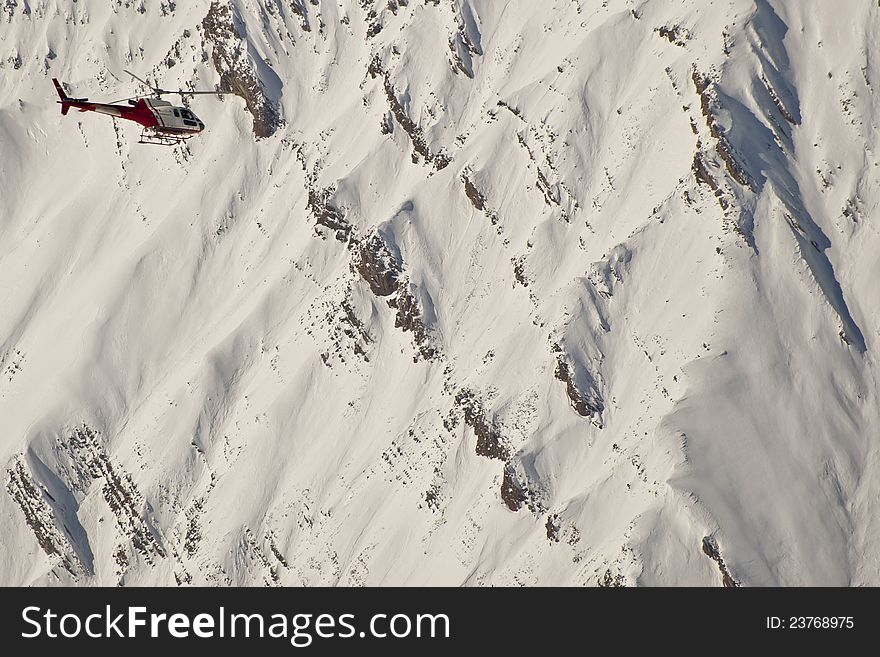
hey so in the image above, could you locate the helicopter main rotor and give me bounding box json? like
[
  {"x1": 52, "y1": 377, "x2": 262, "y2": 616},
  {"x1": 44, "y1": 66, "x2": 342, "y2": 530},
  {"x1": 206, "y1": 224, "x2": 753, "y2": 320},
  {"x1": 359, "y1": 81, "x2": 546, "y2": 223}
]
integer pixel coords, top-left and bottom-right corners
[{"x1": 123, "y1": 69, "x2": 234, "y2": 100}]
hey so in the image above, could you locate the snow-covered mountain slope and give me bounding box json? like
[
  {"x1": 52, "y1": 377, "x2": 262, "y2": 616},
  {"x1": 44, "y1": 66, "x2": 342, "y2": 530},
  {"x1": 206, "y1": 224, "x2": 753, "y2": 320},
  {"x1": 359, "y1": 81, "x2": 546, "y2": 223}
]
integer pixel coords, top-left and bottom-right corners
[{"x1": 1, "y1": 0, "x2": 878, "y2": 586}]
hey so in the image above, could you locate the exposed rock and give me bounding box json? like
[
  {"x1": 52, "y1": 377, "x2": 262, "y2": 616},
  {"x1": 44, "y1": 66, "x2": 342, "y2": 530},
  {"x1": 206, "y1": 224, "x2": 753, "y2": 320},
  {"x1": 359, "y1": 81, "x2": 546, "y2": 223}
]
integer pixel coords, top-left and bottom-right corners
[
  {"x1": 448, "y1": 37, "x2": 473, "y2": 78},
  {"x1": 358, "y1": 0, "x2": 383, "y2": 39},
  {"x1": 462, "y1": 173, "x2": 499, "y2": 224},
  {"x1": 514, "y1": 132, "x2": 569, "y2": 220},
  {"x1": 702, "y1": 536, "x2": 739, "y2": 587},
  {"x1": 267, "y1": 531, "x2": 291, "y2": 570},
  {"x1": 307, "y1": 183, "x2": 351, "y2": 242},
  {"x1": 512, "y1": 256, "x2": 529, "y2": 287},
  {"x1": 598, "y1": 569, "x2": 626, "y2": 587},
  {"x1": 369, "y1": 56, "x2": 450, "y2": 170},
  {"x1": 656, "y1": 25, "x2": 688, "y2": 46},
  {"x1": 201, "y1": 1, "x2": 280, "y2": 138},
  {"x1": 183, "y1": 497, "x2": 204, "y2": 558},
  {"x1": 692, "y1": 150, "x2": 728, "y2": 210},
  {"x1": 289, "y1": 0, "x2": 311, "y2": 32},
  {"x1": 554, "y1": 355, "x2": 604, "y2": 423},
  {"x1": 692, "y1": 69, "x2": 751, "y2": 189},
  {"x1": 446, "y1": 5, "x2": 481, "y2": 78},
  {"x1": 391, "y1": 282, "x2": 436, "y2": 361},
  {"x1": 11, "y1": 425, "x2": 167, "y2": 572},
  {"x1": 354, "y1": 229, "x2": 436, "y2": 360},
  {"x1": 462, "y1": 174, "x2": 485, "y2": 211},
  {"x1": 387, "y1": 0, "x2": 408, "y2": 15},
  {"x1": 67, "y1": 426, "x2": 167, "y2": 563},
  {"x1": 355, "y1": 231, "x2": 402, "y2": 297},
  {"x1": 113, "y1": 544, "x2": 129, "y2": 571},
  {"x1": 496, "y1": 99, "x2": 522, "y2": 118},
  {"x1": 535, "y1": 162, "x2": 559, "y2": 208},
  {"x1": 424, "y1": 482, "x2": 441, "y2": 512},
  {"x1": 762, "y1": 75, "x2": 797, "y2": 125},
  {"x1": 318, "y1": 291, "x2": 374, "y2": 366},
  {"x1": 501, "y1": 464, "x2": 528, "y2": 511},
  {"x1": 6, "y1": 458, "x2": 85, "y2": 576},
  {"x1": 454, "y1": 388, "x2": 509, "y2": 460},
  {"x1": 243, "y1": 526, "x2": 281, "y2": 586}
]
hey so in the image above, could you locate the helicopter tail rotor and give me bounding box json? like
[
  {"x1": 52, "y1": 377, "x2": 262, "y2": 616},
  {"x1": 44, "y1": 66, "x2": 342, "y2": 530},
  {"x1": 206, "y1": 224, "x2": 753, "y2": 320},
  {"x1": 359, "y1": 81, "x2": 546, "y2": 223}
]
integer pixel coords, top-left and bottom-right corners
[
  {"x1": 52, "y1": 78, "x2": 88, "y2": 116},
  {"x1": 52, "y1": 78, "x2": 71, "y2": 115}
]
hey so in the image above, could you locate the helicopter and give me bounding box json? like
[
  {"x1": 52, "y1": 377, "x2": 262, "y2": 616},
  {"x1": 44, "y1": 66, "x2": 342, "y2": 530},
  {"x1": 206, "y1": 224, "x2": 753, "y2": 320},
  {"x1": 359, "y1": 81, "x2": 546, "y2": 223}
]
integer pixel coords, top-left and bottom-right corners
[{"x1": 52, "y1": 71, "x2": 233, "y2": 146}]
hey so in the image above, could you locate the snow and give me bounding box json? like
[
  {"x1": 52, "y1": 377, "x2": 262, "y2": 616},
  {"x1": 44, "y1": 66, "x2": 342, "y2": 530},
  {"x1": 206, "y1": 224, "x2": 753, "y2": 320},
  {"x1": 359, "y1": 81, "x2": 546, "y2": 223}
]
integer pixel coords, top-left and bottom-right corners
[{"x1": 0, "y1": 0, "x2": 878, "y2": 586}]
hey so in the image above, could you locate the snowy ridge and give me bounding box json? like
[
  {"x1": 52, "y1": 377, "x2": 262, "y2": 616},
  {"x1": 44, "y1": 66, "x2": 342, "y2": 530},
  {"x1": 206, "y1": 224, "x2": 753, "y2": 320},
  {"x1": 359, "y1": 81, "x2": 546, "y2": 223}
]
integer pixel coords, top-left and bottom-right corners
[{"x1": 0, "y1": 0, "x2": 879, "y2": 586}]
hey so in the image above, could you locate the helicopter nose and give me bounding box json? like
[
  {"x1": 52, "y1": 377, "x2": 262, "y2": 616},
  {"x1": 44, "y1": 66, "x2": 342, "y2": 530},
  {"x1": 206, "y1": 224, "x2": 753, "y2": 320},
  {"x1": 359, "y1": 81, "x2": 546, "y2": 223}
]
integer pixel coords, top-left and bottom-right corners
[{"x1": 199, "y1": 121, "x2": 205, "y2": 130}]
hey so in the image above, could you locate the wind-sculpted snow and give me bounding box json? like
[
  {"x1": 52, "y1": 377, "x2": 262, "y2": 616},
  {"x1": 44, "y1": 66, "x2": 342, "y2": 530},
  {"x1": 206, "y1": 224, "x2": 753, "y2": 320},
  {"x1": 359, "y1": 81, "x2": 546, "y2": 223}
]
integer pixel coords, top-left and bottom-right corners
[{"x1": 0, "y1": 0, "x2": 879, "y2": 586}]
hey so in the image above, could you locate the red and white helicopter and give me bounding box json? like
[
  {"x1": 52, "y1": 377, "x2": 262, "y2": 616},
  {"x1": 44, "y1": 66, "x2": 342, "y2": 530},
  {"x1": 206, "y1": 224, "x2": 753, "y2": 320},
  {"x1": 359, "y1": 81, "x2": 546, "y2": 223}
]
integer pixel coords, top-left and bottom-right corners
[{"x1": 53, "y1": 71, "x2": 232, "y2": 146}]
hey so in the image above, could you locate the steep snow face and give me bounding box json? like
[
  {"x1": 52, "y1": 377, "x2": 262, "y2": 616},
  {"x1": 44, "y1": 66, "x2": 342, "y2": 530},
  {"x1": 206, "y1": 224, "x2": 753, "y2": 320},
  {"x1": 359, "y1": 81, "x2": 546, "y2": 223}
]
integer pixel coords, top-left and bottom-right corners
[{"x1": 1, "y1": 0, "x2": 878, "y2": 586}]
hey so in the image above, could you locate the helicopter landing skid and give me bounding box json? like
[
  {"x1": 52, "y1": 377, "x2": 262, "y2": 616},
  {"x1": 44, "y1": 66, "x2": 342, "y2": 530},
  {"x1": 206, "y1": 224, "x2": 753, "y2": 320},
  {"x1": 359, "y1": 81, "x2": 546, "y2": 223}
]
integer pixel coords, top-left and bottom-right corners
[{"x1": 138, "y1": 129, "x2": 192, "y2": 147}]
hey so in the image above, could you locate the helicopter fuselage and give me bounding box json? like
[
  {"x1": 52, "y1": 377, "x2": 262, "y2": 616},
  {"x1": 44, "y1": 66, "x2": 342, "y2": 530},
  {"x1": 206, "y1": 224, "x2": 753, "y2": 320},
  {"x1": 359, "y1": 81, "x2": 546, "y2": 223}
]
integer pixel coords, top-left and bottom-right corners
[{"x1": 53, "y1": 79, "x2": 206, "y2": 138}]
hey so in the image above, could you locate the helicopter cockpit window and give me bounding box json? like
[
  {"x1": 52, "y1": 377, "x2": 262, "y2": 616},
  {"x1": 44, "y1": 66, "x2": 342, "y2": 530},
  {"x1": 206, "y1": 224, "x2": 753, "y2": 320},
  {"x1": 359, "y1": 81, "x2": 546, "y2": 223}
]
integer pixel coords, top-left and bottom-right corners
[
  {"x1": 173, "y1": 109, "x2": 180, "y2": 118},
  {"x1": 181, "y1": 109, "x2": 194, "y2": 120}
]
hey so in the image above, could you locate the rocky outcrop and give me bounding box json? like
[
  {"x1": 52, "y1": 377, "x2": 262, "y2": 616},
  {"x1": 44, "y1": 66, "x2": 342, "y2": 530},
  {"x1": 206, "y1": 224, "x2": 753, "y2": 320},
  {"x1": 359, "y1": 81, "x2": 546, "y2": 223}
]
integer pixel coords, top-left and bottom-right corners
[
  {"x1": 183, "y1": 497, "x2": 203, "y2": 558},
  {"x1": 9, "y1": 425, "x2": 167, "y2": 579},
  {"x1": 201, "y1": 1, "x2": 280, "y2": 138},
  {"x1": 6, "y1": 458, "x2": 86, "y2": 577},
  {"x1": 462, "y1": 174, "x2": 485, "y2": 211},
  {"x1": 307, "y1": 183, "x2": 351, "y2": 242},
  {"x1": 390, "y1": 283, "x2": 436, "y2": 361},
  {"x1": 598, "y1": 569, "x2": 626, "y2": 587},
  {"x1": 66, "y1": 426, "x2": 167, "y2": 564},
  {"x1": 462, "y1": 172, "x2": 499, "y2": 224},
  {"x1": 500, "y1": 464, "x2": 528, "y2": 511},
  {"x1": 702, "y1": 536, "x2": 739, "y2": 588},
  {"x1": 545, "y1": 514, "x2": 561, "y2": 542},
  {"x1": 454, "y1": 388, "x2": 508, "y2": 461},
  {"x1": 692, "y1": 69, "x2": 751, "y2": 189},
  {"x1": 499, "y1": 460, "x2": 546, "y2": 514},
  {"x1": 656, "y1": 25, "x2": 688, "y2": 46},
  {"x1": 354, "y1": 228, "x2": 438, "y2": 360},
  {"x1": 446, "y1": 2, "x2": 481, "y2": 78},
  {"x1": 369, "y1": 56, "x2": 450, "y2": 170},
  {"x1": 355, "y1": 231, "x2": 402, "y2": 297},
  {"x1": 511, "y1": 256, "x2": 529, "y2": 287},
  {"x1": 553, "y1": 351, "x2": 604, "y2": 424},
  {"x1": 692, "y1": 150, "x2": 728, "y2": 210},
  {"x1": 360, "y1": 0, "x2": 383, "y2": 39},
  {"x1": 319, "y1": 293, "x2": 373, "y2": 367},
  {"x1": 289, "y1": 0, "x2": 311, "y2": 32},
  {"x1": 450, "y1": 390, "x2": 550, "y2": 513},
  {"x1": 761, "y1": 75, "x2": 797, "y2": 125}
]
